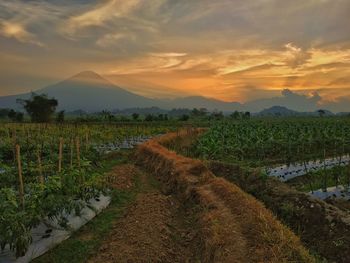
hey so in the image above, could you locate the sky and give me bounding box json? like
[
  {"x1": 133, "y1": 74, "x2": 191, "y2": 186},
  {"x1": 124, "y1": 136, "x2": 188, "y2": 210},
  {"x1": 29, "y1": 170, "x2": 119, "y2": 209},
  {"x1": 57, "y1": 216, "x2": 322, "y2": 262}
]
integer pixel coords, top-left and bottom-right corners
[{"x1": 0, "y1": 0, "x2": 350, "y2": 107}]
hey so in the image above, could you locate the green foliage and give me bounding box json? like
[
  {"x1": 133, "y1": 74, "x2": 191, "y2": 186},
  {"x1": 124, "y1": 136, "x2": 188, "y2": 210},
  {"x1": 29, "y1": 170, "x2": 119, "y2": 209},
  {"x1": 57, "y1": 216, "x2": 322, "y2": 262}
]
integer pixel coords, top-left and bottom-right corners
[
  {"x1": 56, "y1": 111, "x2": 65, "y2": 123},
  {"x1": 7, "y1": 109, "x2": 24, "y2": 122},
  {"x1": 132, "y1": 113, "x2": 139, "y2": 120},
  {"x1": 18, "y1": 93, "x2": 58, "y2": 122},
  {"x1": 0, "y1": 122, "x2": 170, "y2": 257},
  {"x1": 179, "y1": 114, "x2": 190, "y2": 121},
  {"x1": 196, "y1": 118, "x2": 350, "y2": 167}
]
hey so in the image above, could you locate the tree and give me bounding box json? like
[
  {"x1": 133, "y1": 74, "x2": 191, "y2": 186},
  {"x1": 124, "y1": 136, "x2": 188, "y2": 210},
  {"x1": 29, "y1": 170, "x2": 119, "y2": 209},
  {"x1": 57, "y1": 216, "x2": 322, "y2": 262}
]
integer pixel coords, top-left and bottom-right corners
[
  {"x1": 191, "y1": 108, "x2": 200, "y2": 116},
  {"x1": 318, "y1": 109, "x2": 326, "y2": 117},
  {"x1": 15, "y1": 112, "x2": 24, "y2": 122},
  {"x1": 243, "y1": 111, "x2": 251, "y2": 119},
  {"x1": 0, "y1": 109, "x2": 10, "y2": 119},
  {"x1": 7, "y1": 109, "x2": 17, "y2": 121},
  {"x1": 158, "y1": 114, "x2": 165, "y2": 121},
  {"x1": 145, "y1": 114, "x2": 154, "y2": 122},
  {"x1": 211, "y1": 110, "x2": 224, "y2": 120},
  {"x1": 199, "y1": 108, "x2": 208, "y2": 116},
  {"x1": 132, "y1": 113, "x2": 139, "y2": 121},
  {"x1": 7, "y1": 110, "x2": 24, "y2": 122},
  {"x1": 192, "y1": 108, "x2": 208, "y2": 117},
  {"x1": 100, "y1": 110, "x2": 114, "y2": 122},
  {"x1": 179, "y1": 114, "x2": 190, "y2": 121},
  {"x1": 56, "y1": 110, "x2": 65, "y2": 123},
  {"x1": 230, "y1": 111, "x2": 241, "y2": 120},
  {"x1": 18, "y1": 94, "x2": 58, "y2": 122}
]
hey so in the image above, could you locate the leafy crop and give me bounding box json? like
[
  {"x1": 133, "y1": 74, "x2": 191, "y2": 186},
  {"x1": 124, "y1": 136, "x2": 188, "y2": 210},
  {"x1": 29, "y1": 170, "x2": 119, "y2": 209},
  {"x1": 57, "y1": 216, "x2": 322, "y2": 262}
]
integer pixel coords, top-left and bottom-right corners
[
  {"x1": 196, "y1": 118, "x2": 350, "y2": 167},
  {"x1": 0, "y1": 123, "x2": 170, "y2": 257}
]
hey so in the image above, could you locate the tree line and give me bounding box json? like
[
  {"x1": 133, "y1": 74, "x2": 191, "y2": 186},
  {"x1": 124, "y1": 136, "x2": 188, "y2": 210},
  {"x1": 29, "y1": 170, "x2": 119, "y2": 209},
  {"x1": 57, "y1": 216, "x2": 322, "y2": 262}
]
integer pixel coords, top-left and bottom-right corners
[{"x1": 0, "y1": 93, "x2": 252, "y2": 123}]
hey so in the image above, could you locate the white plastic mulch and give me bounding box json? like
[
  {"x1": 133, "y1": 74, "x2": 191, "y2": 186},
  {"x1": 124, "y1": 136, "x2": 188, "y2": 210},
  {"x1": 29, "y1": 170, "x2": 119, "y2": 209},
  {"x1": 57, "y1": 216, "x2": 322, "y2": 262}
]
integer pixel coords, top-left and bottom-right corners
[
  {"x1": 266, "y1": 155, "x2": 350, "y2": 201},
  {"x1": 93, "y1": 135, "x2": 156, "y2": 153},
  {"x1": 0, "y1": 135, "x2": 160, "y2": 262},
  {"x1": 0, "y1": 194, "x2": 111, "y2": 263},
  {"x1": 309, "y1": 186, "x2": 350, "y2": 201},
  {"x1": 266, "y1": 155, "x2": 350, "y2": 182}
]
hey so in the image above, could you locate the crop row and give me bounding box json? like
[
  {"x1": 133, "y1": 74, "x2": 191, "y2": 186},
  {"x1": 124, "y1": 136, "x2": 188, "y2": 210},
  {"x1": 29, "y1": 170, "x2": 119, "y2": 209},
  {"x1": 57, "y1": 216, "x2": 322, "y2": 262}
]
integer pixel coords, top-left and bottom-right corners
[
  {"x1": 195, "y1": 118, "x2": 350, "y2": 166},
  {"x1": 0, "y1": 123, "x2": 170, "y2": 257}
]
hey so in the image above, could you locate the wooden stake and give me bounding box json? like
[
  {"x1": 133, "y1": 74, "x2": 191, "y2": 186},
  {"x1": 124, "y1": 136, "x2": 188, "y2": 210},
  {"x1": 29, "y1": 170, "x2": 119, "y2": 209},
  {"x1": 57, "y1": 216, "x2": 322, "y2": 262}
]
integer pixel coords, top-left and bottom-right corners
[
  {"x1": 70, "y1": 138, "x2": 74, "y2": 169},
  {"x1": 85, "y1": 132, "x2": 89, "y2": 151},
  {"x1": 76, "y1": 137, "x2": 81, "y2": 169},
  {"x1": 16, "y1": 144, "x2": 24, "y2": 208},
  {"x1": 58, "y1": 137, "x2": 63, "y2": 173},
  {"x1": 37, "y1": 148, "x2": 44, "y2": 185}
]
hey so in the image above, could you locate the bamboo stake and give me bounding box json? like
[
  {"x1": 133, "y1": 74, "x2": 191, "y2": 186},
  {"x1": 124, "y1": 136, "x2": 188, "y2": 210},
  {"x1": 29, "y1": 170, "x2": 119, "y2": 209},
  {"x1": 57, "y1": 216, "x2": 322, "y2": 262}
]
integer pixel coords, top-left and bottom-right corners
[
  {"x1": 16, "y1": 144, "x2": 24, "y2": 208},
  {"x1": 76, "y1": 137, "x2": 81, "y2": 169},
  {"x1": 37, "y1": 148, "x2": 44, "y2": 185},
  {"x1": 85, "y1": 132, "x2": 89, "y2": 152},
  {"x1": 58, "y1": 137, "x2": 63, "y2": 173},
  {"x1": 70, "y1": 138, "x2": 74, "y2": 169}
]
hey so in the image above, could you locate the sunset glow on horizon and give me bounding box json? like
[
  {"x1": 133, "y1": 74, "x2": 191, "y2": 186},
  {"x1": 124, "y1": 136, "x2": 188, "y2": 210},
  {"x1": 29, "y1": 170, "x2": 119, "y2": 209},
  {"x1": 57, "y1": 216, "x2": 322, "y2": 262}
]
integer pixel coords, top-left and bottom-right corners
[{"x1": 0, "y1": 0, "x2": 349, "y2": 108}]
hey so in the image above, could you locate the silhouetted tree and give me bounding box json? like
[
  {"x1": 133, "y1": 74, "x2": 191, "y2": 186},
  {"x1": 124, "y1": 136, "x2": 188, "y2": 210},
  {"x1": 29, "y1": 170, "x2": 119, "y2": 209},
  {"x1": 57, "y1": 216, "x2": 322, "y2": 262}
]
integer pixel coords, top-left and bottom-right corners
[
  {"x1": 0, "y1": 109, "x2": 10, "y2": 119},
  {"x1": 56, "y1": 110, "x2": 65, "y2": 123},
  {"x1": 158, "y1": 114, "x2": 165, "y2": 121},
  {"x1": 18, "y1": 93, "x2": 58, "y2": 122},
  {"x1": 7, "y1": 110, "x2": 24, "y2": 122},
  {"x1": 7, "y1": 109, "x2": 17, "y2": 121},
  {"x1": 132, "y1": 113, "x2": 139, "y2": 121},
  {"x1": 100, "y1": 110, "x2": 114, "y2": 122},
  {"x1": 145, "y1": 114, "x2": 154, "y2": 122},
  {"x1": 318, "y1": 109, "x2": 326, "y2": 117},
  {"x1": 230, "y1": 111, "x2": 241, "y2": 119},
  {"x1": 192, "y1": 108, "x2": 208, "y2": 117},
  {"x1": 179, "y1": 114, "x2": 190, "y2": 121},
  {"x1": 15, "y1": 112, "x2": 24, "y2": 122},
  {"x1": 211, "y1": 110, "x2": 224, "y2": 120},
  {"x1": 243, "y1": 111, "x2": 251, "y2": 119}
]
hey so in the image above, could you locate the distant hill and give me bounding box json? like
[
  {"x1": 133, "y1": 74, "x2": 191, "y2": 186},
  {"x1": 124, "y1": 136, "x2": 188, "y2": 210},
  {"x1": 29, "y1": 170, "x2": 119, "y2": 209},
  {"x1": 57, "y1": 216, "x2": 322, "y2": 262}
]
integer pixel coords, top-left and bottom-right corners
[
  {"x1": 0, "y1": 71, "x2": 243, "y2": 112},
  {"x1": 163, "y1": 96, "x2": 243, "y2": 112},
  {"x1": 36, "y1": 71, "x2": 158, "y2": 112},
  {"x1": 336, "y1": 112, "x2": 350, "y2": 116},
  {"x1": 0, "y1": 71, "x2": 349, "y2": 113},
  {"x1": 258, "y1": 106, "x2": 299, "y2": 116},
  {"x1": 0, "y1": 71, "x2": 157, "y2": 112},
  {"x1": 257, "y1": 106, "x2": 334, "y2": 117}
]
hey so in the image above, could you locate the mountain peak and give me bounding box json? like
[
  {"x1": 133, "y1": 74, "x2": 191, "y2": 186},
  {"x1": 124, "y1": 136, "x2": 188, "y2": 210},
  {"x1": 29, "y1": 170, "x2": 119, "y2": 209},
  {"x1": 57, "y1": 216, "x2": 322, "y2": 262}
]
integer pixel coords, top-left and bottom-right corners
[
  {"x1": 71, "y1": 70, "x2": 104, "y2": 80},
  {"x1": 66, "y1": 70, "x2": 114, "y2": 87}
]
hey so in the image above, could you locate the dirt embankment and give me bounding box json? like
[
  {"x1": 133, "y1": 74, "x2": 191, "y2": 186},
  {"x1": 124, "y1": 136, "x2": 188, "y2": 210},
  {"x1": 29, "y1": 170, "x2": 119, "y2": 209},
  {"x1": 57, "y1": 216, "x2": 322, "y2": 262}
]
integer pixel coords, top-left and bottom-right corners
[
  {"x1": 208, "y1": 161, "x2": 350, "y2": 263},
  {"x1": 135, "y1": 132, "x2": 315, "y2": 263}
]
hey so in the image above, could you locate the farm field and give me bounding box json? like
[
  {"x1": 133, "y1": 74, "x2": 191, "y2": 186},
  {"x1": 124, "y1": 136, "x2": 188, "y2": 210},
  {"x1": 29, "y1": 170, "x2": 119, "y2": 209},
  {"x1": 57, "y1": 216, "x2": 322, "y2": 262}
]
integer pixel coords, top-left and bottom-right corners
[
  {"x1": 195, "y1": 118, "x2": 350, "y2": 190},
  {"x1": 1, "y1": 118, "x2": 350, "y2": 263},
  {"x1": 0, "y1": 123, "x2": 171, "y2": 261},
  {"x1": 183, "y1": 117, "x2": 350, "y2": 262},
  {"x1": 2, "y1": 1, "x2": 350, "y2": 262},
  {"x1": 195, "y1": 118, "x2": 350, "y2": 166}
]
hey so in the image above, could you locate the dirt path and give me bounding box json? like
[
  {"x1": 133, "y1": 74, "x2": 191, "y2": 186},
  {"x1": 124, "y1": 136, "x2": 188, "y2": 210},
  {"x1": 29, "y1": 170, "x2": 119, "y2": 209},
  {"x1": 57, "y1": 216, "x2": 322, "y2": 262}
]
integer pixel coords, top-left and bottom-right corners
[{"x1": 88, "y1": 164, "x2": 200, "y2": 263}]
